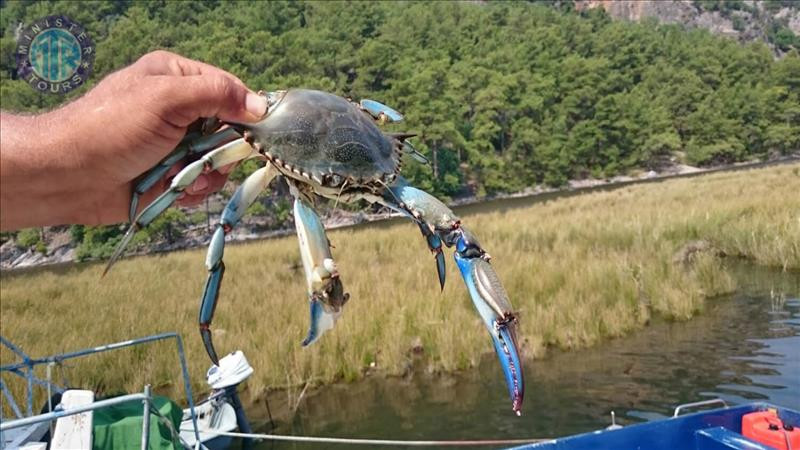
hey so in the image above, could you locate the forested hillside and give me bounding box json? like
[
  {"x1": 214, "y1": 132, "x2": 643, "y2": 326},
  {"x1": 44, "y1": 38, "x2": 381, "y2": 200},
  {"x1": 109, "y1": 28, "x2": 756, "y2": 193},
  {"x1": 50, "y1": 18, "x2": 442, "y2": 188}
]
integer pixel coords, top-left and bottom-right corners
[{"x1": 1, "y1": 1, "x2": 798, "y2": 262}]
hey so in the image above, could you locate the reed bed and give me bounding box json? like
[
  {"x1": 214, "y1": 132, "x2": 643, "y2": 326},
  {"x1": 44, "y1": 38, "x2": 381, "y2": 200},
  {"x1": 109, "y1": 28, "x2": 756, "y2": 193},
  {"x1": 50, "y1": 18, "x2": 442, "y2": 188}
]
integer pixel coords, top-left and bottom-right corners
[{"x1": 1, "y1": 164, "x2": 797, "y2": 412}]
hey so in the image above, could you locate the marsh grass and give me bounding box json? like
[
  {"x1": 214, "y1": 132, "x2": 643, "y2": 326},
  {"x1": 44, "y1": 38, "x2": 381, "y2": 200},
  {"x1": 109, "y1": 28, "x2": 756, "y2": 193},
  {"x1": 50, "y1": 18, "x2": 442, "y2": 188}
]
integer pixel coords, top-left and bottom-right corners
[{"x1": 1, "y1": 164, "x2": 798, "y2": 413}]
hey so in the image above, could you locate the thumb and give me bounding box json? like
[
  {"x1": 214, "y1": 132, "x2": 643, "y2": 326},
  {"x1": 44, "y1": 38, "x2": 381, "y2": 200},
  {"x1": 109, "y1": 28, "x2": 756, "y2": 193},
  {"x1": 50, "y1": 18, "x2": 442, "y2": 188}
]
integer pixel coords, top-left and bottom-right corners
[{"x1": 149, "y1": 74, "x2": 267, "y2": 128}]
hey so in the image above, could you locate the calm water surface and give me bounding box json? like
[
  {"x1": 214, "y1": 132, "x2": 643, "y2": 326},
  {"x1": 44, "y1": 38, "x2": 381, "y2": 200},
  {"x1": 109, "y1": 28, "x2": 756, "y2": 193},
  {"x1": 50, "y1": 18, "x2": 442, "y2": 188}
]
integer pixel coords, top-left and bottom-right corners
[{"x1": 250, "y1": 264, "x2": 799, "y2": 449}]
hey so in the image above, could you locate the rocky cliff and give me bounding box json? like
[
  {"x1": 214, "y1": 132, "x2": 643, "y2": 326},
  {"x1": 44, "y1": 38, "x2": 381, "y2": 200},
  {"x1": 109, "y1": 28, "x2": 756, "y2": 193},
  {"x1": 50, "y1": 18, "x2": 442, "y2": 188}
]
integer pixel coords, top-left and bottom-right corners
[{"x1": 574, "y1": 1, "x2": 800, "y2": 52}]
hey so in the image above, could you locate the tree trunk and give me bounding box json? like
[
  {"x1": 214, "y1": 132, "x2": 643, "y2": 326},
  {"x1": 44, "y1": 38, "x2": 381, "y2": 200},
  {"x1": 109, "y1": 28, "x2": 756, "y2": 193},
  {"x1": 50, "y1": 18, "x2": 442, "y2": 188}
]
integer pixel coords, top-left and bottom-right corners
[{"x1": 432, "y1": 140, "x2": 440, "y2": 179}]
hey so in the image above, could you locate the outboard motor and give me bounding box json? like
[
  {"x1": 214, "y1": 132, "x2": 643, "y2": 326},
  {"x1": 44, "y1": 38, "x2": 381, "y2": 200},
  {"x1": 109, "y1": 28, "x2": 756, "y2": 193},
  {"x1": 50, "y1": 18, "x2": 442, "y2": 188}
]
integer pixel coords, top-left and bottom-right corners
[{"x1": 206, "y1": 351, "x2": 254, "y2": 449}]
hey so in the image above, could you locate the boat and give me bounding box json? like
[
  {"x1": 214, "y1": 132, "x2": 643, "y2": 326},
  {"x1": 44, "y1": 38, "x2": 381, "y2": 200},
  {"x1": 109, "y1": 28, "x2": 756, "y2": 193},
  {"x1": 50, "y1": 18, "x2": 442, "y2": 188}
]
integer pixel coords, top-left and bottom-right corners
[
  {"x1": 508, "y1": 399, "x2": 800, "y2": 450},
  {"x1": 178, "y1": 351, "x2": 255, "y2": 450},
  {"x1": 0, "y1": 333, "x2": 254, "y2": 450},
  {"x1": 3, "y1": 333, "x2": 797, "y2": 449}
]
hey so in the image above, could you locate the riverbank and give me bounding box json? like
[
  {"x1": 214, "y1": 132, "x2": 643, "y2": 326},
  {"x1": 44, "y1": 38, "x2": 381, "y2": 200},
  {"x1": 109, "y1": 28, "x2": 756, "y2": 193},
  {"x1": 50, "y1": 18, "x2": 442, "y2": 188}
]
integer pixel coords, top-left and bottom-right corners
[
  {"x1": 247, "y1": 262, "x2": 800, "y2": 444},
  {"x1": 2, "y1": 157, "x2": 796, "y2": 271},
  {"x1": 1, "y1": 164, "x2": 798, "y2": 411}
]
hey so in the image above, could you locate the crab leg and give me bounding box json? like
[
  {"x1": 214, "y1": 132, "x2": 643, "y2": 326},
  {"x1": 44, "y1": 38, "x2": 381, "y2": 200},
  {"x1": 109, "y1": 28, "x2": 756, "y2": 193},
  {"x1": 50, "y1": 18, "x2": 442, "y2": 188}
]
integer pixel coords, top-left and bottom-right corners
[
  {"x1": 104, "y1": 138, "x2": 255, "y2": 276},
  {"x1": 354, "y1": 100, "x2": 428, "y2": 164},
  {"x1": 129, "y1": 128, "x2": 240, "y2": 222},
  {"x1": 292, "y1": 197, "x2": 349, "y2": 347},
  {"x1": 359, "y1": 99, "x2": 404, "y2": 124},
  {"x1": 383, "y1": 182, "x2": 524, "y2": 415},
  {"x1": 200, "y1": 164, "x2": 278, "y2": 364},
  {"x1": 380, "y1": 180, "x2": 455, "y2": 290}
]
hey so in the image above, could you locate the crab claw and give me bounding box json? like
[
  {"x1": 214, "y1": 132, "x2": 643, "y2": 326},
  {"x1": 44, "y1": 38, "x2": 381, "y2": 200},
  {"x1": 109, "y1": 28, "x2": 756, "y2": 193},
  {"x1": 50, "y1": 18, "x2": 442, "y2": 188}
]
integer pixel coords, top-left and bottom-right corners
[
  {"x1": 302, "y1": 289, "x2": 349, "y2": 347},
  {"x1": 294, "y1": 198, "x2": 350, "y2": 346},
  {"x1": 301, "y1": 264, "x2": 349, "y2": 347},
  {"x1": 435, "y1": 250, "x2": 446, "y2": 291},
  {"x1": 454, "y1": 252, "x2": 524, "y2": 416},
  {"x1": 303, "y1": 298, "x2": 333, "y2": 346},
  {"x1": 416, "y1": 223, "x2": 446, "y2": 290}
]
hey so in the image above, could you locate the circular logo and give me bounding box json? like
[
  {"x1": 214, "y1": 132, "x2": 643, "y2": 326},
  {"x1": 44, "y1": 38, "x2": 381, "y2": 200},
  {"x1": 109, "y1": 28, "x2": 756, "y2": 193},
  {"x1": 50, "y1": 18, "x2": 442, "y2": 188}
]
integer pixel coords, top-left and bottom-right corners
[{"x1": 15, "y1": 15, "x2": 95, "y2": 95}]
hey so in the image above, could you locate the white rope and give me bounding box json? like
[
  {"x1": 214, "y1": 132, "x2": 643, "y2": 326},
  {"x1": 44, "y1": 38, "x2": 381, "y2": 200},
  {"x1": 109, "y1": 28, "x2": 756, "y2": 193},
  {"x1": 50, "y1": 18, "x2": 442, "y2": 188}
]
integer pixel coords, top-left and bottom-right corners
[{"x1": 180, "y1": 427, "x2": 554, "y2": 447}]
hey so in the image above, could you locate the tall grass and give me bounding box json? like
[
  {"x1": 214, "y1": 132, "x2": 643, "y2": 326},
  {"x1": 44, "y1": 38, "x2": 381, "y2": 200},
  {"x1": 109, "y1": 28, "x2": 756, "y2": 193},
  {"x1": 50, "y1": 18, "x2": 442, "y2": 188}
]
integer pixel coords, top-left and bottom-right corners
[{"x1": 1, "y1": 164, "x2": 797, "y2": 412}]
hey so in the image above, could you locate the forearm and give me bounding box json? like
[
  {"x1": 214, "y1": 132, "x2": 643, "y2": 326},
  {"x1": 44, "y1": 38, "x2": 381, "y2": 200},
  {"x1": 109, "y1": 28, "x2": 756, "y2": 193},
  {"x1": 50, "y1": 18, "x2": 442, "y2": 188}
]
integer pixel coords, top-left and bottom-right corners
[{"x1": 0, "y1": 110, "x2": 100, "y2": 230}]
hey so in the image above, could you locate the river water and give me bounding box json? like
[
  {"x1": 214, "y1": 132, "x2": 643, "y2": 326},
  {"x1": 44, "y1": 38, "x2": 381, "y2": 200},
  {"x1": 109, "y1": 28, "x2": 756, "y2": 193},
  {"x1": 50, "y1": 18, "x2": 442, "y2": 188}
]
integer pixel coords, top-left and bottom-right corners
[{"x1": 248, "y1": 263, "x2": 799, "y2": 449}]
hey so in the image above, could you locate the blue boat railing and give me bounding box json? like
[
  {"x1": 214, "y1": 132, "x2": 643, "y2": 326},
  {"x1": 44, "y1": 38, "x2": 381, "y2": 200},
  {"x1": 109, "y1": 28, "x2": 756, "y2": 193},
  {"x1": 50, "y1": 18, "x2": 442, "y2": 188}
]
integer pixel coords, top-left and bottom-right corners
[
  {"x1": 673, "y1": 398, "x2": 729, "y2": 417},
  {"x1": 0, "y1": 332, "x2": 202, "y2": 447}
]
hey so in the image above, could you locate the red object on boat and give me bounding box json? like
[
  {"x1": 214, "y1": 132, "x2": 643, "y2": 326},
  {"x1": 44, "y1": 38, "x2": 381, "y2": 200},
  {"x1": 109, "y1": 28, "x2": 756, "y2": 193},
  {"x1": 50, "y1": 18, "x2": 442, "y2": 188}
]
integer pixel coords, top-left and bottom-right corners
[{"x1": 741, "y1": 410, "x2": 800, "y2": 450}]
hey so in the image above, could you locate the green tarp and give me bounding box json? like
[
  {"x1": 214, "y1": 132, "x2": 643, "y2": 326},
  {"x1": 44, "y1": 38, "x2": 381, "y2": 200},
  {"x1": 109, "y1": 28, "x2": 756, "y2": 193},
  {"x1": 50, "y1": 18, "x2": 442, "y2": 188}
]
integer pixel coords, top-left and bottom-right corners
[{"x1": 92, "y1": 395, "x2": 182, "y2": 450}]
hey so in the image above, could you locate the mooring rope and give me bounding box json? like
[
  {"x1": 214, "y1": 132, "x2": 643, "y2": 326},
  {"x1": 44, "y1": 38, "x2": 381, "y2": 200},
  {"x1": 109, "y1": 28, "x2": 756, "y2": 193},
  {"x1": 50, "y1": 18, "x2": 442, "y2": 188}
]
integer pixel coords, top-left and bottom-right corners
[{"x1": 180, "y1": 427, "x2": 554, "y2": 447}]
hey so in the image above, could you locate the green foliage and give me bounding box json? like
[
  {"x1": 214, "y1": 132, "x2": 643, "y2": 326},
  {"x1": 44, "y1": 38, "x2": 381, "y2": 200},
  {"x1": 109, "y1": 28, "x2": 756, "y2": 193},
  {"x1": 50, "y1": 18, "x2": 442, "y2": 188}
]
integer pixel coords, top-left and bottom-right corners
[
  {"x1": 16, "y1": 228, "x2": 42, "y2": 249},
  {"x1": 69, "y1": 225, "x2": 85, "y2": 244},
  {"x1": 72, "y1": 213, "x2": 188, "y2": 261},
  {"x1": 732, "y1": 15, "x2": 746, "y2": 32},
  {"x1": 274, "y1": 198, "x2": 292, "y2": 225},
  {"x1": 74, "y1": 226, "x2": 124, "y2": 261},
  {"x1": 763, "y1": 1, "x2": 799, "y2": 13},
  {"x1": 189, "y1": 211, "x2": 207, "y2": 226},
  {"x1": 246, "y1": 200, "x2": 268, "y2": 216},
  {"x1": 145, "y1": 208, "x2": 188, "y2": 243},
  {"x1": 2, "y1": 0, "x2": 798, "y2": 203},
  {"x1": 770, "y1": 25, "x2": 800, "y2": 52},
  {"x1": 228, "y1": 159, "x2": 262, "y2": 183}
]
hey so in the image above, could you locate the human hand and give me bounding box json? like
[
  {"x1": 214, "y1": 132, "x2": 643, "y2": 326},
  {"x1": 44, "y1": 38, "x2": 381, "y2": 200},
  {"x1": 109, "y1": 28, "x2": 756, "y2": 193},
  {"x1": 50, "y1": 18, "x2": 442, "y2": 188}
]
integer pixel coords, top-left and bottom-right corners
[{"x1": 0, "y1": 50, "x2": 267, "y2": 230}]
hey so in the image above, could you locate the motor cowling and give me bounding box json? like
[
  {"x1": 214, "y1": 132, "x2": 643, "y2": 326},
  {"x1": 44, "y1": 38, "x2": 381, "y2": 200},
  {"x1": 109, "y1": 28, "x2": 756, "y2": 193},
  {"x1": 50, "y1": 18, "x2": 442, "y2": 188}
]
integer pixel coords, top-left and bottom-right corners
[{"x1": 206, "y1": 350, "x2": 254, "y2": 389}]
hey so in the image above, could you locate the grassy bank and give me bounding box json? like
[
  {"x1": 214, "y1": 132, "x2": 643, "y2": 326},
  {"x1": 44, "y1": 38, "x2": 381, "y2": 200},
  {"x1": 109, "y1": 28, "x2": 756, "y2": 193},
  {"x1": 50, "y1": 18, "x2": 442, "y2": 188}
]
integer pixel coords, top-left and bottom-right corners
[{"x1": 1, "y1": 164, "x2": 798, "y2": 411}]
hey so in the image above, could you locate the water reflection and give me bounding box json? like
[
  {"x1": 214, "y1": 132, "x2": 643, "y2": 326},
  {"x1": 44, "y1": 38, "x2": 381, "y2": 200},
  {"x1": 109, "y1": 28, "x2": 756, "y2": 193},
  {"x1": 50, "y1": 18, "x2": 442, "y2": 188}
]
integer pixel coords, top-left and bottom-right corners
[{"x1": 252, "y1": 264, "x2": 798, "y2": 449}]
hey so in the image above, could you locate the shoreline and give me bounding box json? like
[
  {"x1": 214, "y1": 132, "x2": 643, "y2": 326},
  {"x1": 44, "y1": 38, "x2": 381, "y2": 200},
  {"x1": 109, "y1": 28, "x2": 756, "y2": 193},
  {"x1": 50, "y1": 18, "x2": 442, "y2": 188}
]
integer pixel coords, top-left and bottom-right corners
[
  {"x1": 1, "y1": 155, "x2": 797, "y2": 272},
  {"x1": 1, "y1": 164, "x2": 797, "y2": 407}
]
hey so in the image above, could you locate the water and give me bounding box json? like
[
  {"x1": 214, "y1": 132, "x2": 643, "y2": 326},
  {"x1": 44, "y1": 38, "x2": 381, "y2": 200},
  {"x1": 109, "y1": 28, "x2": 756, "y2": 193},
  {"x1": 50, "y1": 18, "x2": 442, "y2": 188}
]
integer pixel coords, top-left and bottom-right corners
[{"x1": 248, "y1": 264, "x2": 799, "y2": 449}]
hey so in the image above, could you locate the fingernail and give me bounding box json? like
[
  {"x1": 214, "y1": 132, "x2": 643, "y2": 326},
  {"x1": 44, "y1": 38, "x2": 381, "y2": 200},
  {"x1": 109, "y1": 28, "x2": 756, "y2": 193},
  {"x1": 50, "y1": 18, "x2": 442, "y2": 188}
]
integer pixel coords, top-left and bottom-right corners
[
  {"x1": 193, "y1": 174, "x2": 209, "y2": 192},
  {"x1": 245, "y1": 92, "x2": 267, "y2": 118}
]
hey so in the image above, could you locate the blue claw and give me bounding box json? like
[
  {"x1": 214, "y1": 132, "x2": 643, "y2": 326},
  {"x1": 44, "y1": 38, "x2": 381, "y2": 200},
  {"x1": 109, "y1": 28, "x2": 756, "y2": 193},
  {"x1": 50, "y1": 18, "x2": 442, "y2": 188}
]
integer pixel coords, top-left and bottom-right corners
[
  {"x1": 199, "y1": 259, "x2": 225, "y2": 365},
  {"x1": 294, "y1": 198, "x2": 349, "y2": 347},
  {"x1": 454, "y1": 253, "x2": 524, "y2": 415},
  {"x1": 436, "y1": 251, "x2": 446, "y2": 291},
  {"x1": 416, "y1": 223, "x2": 446, "y2": 290},
  {"x1": 360, "y1": 99, "x2": 404, "y2": 122},
  {"x1": 493, "y1": 319, "x2": 523, "y2": 415},
  {"x1": 302, "y1": 298, "x2": 340, "y2": 347}
]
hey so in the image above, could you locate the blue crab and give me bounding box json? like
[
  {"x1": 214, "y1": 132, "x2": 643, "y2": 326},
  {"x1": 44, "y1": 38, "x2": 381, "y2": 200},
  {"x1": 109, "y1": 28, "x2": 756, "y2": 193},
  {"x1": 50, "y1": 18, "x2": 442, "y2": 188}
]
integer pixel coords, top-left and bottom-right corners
[{"x1": 106, "y1": 89, "x2": 524, "y2": 415}]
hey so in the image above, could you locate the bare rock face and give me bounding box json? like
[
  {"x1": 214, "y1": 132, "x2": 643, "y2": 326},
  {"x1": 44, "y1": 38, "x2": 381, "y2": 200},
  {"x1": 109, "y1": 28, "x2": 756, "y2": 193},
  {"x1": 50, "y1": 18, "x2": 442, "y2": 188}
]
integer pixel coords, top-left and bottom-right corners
[
  {"x1": 575, "y1": 0, "x2": 799, "y2": 51},
  {"x1": 576, "y1": 1, "x2": 699, "y2": 24},
  {"x1": 777, "y1": 7, "x2": 800, "y2": 34},
  {"x1": 0, "y1": 240, "x2": 24, "y2": 267}
]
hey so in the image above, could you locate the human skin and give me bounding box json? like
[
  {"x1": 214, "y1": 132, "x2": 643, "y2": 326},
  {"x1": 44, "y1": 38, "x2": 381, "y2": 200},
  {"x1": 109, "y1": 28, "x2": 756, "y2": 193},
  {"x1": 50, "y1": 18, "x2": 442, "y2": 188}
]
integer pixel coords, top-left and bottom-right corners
[{"x1": 0, "y1": 50, "x2": 267, "y2": 231}]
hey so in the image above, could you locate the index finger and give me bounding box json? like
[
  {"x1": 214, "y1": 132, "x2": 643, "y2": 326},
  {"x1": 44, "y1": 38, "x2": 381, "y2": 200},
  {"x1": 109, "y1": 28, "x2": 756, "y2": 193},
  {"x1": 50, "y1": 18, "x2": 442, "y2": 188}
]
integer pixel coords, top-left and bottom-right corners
[{"x1": 133, "y1": 50, "x2": 248, "y2": 89}]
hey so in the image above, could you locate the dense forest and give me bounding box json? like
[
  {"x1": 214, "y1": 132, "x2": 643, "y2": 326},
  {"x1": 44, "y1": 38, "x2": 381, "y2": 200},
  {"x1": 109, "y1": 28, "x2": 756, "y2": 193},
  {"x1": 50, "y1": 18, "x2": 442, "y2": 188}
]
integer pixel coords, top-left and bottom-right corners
[{"x1": 1, "y1": 1, "x2": 799, "y2": 258}]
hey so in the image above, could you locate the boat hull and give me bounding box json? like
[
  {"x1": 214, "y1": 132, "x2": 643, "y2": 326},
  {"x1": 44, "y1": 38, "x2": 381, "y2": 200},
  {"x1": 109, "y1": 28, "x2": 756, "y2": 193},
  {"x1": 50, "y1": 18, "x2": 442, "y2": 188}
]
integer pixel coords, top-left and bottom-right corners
[{"x1": 509, "y1": 403, "x2": 800, "y2": 450}]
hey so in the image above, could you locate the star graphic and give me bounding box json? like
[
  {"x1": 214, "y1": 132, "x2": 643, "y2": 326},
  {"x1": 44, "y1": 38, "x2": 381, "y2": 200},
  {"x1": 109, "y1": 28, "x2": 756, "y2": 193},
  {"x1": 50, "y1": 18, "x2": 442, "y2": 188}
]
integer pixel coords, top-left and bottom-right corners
[{"x1": 81, "y1": 61, "x2": 90, "y2": 69}]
